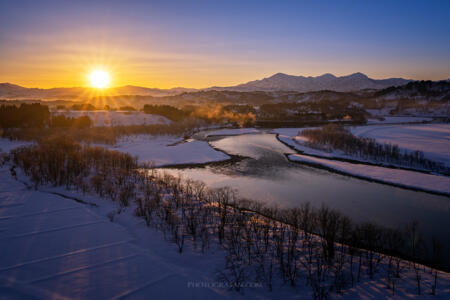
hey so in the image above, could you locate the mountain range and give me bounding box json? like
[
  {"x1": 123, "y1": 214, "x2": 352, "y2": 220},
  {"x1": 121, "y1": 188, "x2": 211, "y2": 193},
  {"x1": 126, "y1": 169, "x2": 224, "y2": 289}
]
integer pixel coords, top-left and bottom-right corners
[
  {"x1": 0, "y1": 72, "x2": 421, "y2": 99},
  {"x1": 216, "y1": 72, "x2": 411, "y2": 92}
]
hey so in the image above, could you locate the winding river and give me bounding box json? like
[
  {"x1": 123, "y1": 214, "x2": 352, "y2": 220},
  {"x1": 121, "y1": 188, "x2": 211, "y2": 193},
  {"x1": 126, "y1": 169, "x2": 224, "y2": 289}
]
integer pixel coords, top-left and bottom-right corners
[{"x1": 161, "y1": 133, "x2": 450, "y2": 245}]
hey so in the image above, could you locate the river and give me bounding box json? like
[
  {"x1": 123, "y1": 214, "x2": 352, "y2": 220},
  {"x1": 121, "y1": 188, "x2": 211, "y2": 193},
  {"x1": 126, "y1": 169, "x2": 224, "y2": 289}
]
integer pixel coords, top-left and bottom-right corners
[{"x1": 160, "y1": 133, "x2": 450, "y2": 245}]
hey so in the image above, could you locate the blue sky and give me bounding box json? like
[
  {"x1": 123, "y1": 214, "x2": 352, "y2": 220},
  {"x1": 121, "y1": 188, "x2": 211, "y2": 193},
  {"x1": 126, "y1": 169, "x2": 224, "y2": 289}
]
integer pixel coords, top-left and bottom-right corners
[{"x1": 0, "y1": 0, "x2": 449, "y2": 87}]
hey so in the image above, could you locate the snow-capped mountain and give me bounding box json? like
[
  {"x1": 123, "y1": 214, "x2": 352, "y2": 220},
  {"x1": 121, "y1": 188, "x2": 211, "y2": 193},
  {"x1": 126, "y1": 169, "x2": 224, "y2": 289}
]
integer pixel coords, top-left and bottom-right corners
[{"x1": 215, "y1": 72, "x2": 411, "y2": 92}]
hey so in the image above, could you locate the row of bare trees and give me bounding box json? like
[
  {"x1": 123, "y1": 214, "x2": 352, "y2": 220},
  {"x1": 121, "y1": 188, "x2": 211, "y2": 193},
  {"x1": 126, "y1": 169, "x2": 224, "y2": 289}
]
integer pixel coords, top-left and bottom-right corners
[
  {"x1": 302, "y1": 124, "x2": 450, "y2": 175},
  {"x1": 8, "y1": 137, "x2": 446, "y2": 298}
]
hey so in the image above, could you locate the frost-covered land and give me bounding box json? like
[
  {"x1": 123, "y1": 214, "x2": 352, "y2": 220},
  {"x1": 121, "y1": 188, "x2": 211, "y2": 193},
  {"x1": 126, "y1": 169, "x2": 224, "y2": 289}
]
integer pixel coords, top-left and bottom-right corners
[
  {"x1": 276, "y1": 124, "x2": 450, "y2": 195},
  {"x1": 53, "y1": 110, "x2": 171, "y2": 127},
  {"x1": 1, "y1": 139, "x2": 450, "y2": 299},
  {"x1": 0, "y1": 165, "x2": 229, "y2": 299},
  {"x1": 104, "y1": 135, "x2": 230, "y2": 167},
  {"x1": 1, "y1": 131, "x2": 230, "y2": 167}
]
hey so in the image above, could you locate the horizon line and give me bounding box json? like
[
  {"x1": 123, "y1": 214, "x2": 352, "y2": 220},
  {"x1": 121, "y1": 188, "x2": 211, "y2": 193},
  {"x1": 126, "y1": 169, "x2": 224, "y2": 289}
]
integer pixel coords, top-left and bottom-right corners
[{"x1": 2, "y1": 71, "x2": 449, "y2": 90}]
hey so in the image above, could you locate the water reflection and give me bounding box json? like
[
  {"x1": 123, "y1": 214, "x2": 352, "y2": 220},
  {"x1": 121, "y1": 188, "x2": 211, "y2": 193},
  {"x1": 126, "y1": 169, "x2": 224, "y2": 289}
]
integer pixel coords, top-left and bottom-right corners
[{"x1": 161, "y1": 134, "x2": 450, "y2": 242}]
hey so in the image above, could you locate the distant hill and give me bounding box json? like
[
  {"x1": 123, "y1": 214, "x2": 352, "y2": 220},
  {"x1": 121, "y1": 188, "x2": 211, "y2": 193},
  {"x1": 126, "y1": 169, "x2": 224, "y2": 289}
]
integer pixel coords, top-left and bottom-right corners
[
  {"x1": 3, "y1": 73, "x2": 447, "y2": 100},
  {"x1": 210, "y1": 72, "x2": 411, "y2": 92},
  {"x1": 0, "y1": 83, "x2": 196, "y2": 99},
  {"x1": 373, "y1": 80, "x2": 450, "y2": 101}
]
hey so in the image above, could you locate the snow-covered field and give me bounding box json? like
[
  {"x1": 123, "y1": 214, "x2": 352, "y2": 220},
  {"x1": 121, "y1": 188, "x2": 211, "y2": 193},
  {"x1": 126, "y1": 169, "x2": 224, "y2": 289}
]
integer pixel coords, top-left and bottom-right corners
[
  {"x1": 1, "y1": 127, "x2": 450, "y2": 298},
  {"x1": 105, "y1": 135, "x2": 230, "y2": 167},
  {"x1": 53, "y1": 110, "x2": 171, "y2": 127},
  {"x1": 1, "y1": 164, "x2": 450, "y2": 299},
  {"x1": 0, "y1": 166, "x2": 231, "y2": 299},
  {"x1": 351, "y1": 124, "x2": 450, "y2": 166},
  {"x1": 0, "y1": 132, "x2": 230, "y2": 168},
  {"x1": 276, "y1": 125, "x2": 450, "y2": 195}
]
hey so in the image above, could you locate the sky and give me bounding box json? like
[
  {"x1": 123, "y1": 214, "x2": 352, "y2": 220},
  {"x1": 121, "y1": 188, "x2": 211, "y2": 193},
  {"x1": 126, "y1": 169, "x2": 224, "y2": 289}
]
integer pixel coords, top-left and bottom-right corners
[{"x1": 0, "y1": 0, "x2": 449, "y2": 88}]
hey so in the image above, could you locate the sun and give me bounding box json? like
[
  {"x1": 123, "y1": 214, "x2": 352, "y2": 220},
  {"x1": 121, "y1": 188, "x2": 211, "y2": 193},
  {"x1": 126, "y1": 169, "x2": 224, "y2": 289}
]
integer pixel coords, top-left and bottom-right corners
[{"x1": 89, "y1": 70, "x2": 110, "y2": 88}]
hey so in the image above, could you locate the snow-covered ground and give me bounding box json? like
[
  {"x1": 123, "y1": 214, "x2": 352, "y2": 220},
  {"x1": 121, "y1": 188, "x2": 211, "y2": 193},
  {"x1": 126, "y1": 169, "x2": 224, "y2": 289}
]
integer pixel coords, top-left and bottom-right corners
[
  {"x1": 275, "y1": 124, "x2": 450, "y2": 168},
  {"x1": 53, "y1": 110, "x2": 171, "y2": 127},
  {"x1": 1, "y1": 164, "x2": 449, "y2": 299},
  {"x1": 105, "y1": 135, "x2": 230, "y2": 167},
  {"x1": 275, "y1": 125, "x2": 450, "y2": 195},
  {"x1": 1, "y1": 128, "x2": 450, "y2": 298},
  {"x1": 0, "y1": 166, "x2": 231, "y2": 299},
  {"x1": 0, "y1": 133, "x2": 230, "y2": 168},
  {"x1": 351, "y1": 124, "x2": 450, "y2": 166},
  {"x1": 289, "y1": 154, "x2": 450, "y2": 195},
  {"x1": 0, "y1": 138, "x2": 33, "y2": 153}
]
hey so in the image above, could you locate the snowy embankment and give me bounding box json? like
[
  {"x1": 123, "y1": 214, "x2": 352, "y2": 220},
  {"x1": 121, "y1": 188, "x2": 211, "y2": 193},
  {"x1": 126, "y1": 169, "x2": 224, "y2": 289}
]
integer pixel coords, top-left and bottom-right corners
[
  {"x1": 105, "y1": 135, "x2": 230, "y2": 167},
  {"x1": 351, "y1": 124, "x2": 450, "y2": 167},
  {"x1": 289, "y1": 154, "x2": 450, "y2": 195},
  {"x1": 53, "y1": 110, "x2": 171, "y2": 127},
  {"x1": 275, "y1": 126, "x2": 450, "y2": 195}
]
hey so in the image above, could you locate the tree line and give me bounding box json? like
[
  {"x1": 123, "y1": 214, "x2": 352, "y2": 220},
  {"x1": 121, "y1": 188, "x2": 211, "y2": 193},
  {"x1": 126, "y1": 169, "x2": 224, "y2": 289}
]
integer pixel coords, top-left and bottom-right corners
[
  {"x1": 0, "y1": 103, "x2": 50, "y2": 128},
  {"x1": 302, "y1": 124, "x2": 450, "y2": 175},
  {"x1": 7, "y1": 137, "x2": 446, "y2": 298},
  {"x1": 143, "y1": 104, "x2": 188, "y2": 121},
  {"x1": 0, "y1": 103, "x2": 93, "y2": 129}
]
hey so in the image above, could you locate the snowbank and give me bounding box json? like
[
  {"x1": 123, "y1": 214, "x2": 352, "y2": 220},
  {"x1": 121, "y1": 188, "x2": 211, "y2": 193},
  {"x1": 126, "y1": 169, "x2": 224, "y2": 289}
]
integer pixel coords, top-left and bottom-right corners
[
  {"x1": 289, "y1": 154, "x2": 450, "y2": 195},
  {"x1": 106, "y1": 135, "x2": 230, "y2": 167},
  {"x1": 54, "y1": 111, "x2": 171, "y2": 127}
]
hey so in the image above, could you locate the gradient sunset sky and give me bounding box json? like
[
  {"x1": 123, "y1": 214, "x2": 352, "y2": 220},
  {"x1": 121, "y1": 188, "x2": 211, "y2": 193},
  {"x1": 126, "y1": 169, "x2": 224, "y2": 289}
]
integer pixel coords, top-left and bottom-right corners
[{"x1": 1, "y1": 0, "x2": 449, "y2": 88}]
